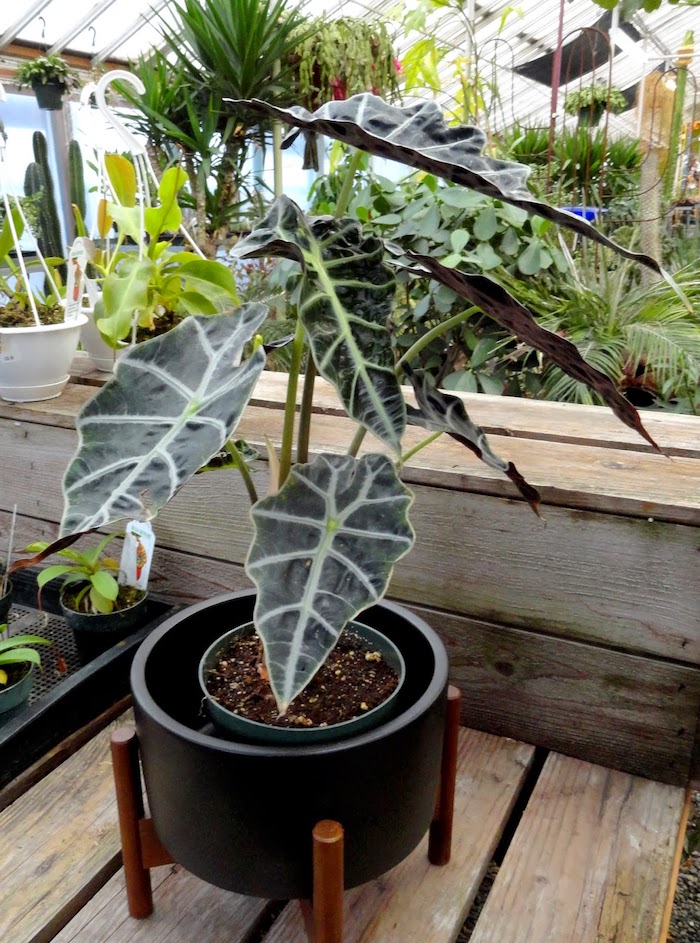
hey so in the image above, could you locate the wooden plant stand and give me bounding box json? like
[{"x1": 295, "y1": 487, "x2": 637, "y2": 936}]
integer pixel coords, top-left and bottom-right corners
[{"x1": 110, "y1": 686, "x2": 462, "y2": 943}]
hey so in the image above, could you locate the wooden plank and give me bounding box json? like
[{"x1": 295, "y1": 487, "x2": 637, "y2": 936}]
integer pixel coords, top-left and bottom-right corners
[
  {"x1": 2, "y1": 387, "x2": 700, "y2": 521},
  {"x1": 468, "y1": 753, "x2": 687, "y2": 943},
  {"x1": 264, "y1": 728, "x2": 534, "y2": 943},
  {"x1": 51, "y1": 865, "x2": 271, "y2": 943},
  {"x1": 0, "y1": 712, "x2": 131, "y2": 943},
  {"x1": 430, "y1": 604, "x2": 700, "y2": 785}
]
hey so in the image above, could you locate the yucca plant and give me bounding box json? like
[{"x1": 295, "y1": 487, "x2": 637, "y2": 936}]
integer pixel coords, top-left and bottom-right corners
[{"x1": 29, "y1": 95, "x2": 677, "y2": 721}]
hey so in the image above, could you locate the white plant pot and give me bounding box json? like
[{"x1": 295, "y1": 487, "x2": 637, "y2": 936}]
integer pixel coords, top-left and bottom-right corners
[
  {"x1": 81, "y1": 313, "x2": 127, "y2": 373},
  {"x1": 0, "y1": 314, "x2": 88, "y2": 403}
]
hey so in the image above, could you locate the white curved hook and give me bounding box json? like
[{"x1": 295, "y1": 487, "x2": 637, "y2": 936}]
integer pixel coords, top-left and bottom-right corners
[{"x1": 96, "y1": 70, "x2": 147, "y2": 156}]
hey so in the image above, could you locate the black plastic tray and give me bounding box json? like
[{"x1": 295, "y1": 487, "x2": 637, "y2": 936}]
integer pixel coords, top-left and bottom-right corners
[{"x1": 0, "y1": 572, "x2": 175, "y2": 790}]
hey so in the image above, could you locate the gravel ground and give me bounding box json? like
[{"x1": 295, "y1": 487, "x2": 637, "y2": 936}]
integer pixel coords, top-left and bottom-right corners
[{"x1": 457, "y1": 793, "x2": 700, "y2": 942}]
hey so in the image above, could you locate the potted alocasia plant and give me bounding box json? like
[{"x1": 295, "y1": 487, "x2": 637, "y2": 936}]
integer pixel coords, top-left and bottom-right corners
[
  {"x1": 13, "y1": 55, "x2": 80, "y2": 111},
  {"x1": 0, "y1": 211, "x2": 86, "y2": 403},
  {"x1": 44, "y1": 95, "x2": 669, "y2": 900},
  {"x1": 78, "y1": 154, "x2": 239, "y2": 370}
]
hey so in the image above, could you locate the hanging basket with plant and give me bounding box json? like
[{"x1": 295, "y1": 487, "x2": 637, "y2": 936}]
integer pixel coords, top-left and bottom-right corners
[
  {"x1": 13, "y1": 55, "x2": 80, "y2": 111},
  {"x1": 564, "y1": 83, "x2": 627, "y2": 127}
]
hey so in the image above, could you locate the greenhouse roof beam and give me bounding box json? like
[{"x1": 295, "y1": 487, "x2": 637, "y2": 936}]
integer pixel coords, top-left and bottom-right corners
[
  {"x1": 0, "y1": 0, "x2": 54, "y2": 53},
  {"x1": 91, "y1": 0, "x2": 170, "y2": 64},
  {"x1": 47, "y1": 0, "x2": 119, "y2": 56}
]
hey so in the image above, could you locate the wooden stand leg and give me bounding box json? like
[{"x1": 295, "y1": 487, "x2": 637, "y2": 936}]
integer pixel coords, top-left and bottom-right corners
[
  {"x1": 428, "y1": 684, "x2": 462, "y2": 866},
  {"x1": 301, "y1": 819, "x2": 344, "y2": 943},
  {"x1": 111, "y1": 726, "x2": 155, "y2": 918}
]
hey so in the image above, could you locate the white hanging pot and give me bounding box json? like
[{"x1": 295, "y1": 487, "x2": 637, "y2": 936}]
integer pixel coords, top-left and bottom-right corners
[{"x1": 0, "y1": 314, "x2": 88, "y2": 403}]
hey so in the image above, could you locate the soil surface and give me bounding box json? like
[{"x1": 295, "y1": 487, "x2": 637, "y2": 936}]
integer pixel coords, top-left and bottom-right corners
[
  {"x1": 62, "y1": 584, "x2": 145, "y2": 615},
  {"x1": 0, "y1": 301, "x2": 64, "y2": 327},
  {"x1": 135, "y1": 309, "x2": 184, "y2": 342},
  {"x1": 204, "y1": 629, "x2": 399, "y2": 729}
]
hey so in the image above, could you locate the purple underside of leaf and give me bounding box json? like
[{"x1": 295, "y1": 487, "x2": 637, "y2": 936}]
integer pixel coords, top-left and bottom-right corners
[
  {"x1": 228, "y1": 95, "x2": 662, "y2": 276},
  {"x1": 406, "y1": 253, "x2": 661, "y2": 453}
]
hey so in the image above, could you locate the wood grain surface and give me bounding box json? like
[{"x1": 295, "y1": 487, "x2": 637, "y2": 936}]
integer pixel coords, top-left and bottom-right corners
[
  {"x1": 0, "y1": 712, "x2": 132, "y2": 943},
  {"x1": 468, "y1": 753, "x2": 688, "y2": 943},
  {"x1": 264, "y1": 728, "x2": 534, "y2": 943}
]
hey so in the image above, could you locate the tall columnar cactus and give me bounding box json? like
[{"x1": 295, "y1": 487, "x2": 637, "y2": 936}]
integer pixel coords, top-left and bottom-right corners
[
  {"x1": 68, "y1": 139, "x2": 86, "y2": 223},
  {"x1": 31, "y1": 131, "x2": 64, "y2": 264}
]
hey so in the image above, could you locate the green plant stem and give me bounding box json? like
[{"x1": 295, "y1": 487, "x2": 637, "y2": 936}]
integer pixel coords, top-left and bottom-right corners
[
  {"x1": 279, "y1": 320, "x2": 306, "y2": 486},
  {"x1": 399, "y1": 431, "x2": 443, "y2": 468},
  {"x1": 225, "y1": 440, "x2": 258, "y2": 505},
  {"x1": 335, "y1": 148, "x2": 363, "y2": 218},
  {"x1": 347, "y1": 425, "x2": 366, "y2": 457},
  {"x1": 296, "y1": 359, "x2": 316, "y2": 464},
  {"x1": 397, "y1": 305, "x2": 480, "y2": 368}
]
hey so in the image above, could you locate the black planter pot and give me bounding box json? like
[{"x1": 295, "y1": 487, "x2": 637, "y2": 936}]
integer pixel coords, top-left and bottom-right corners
[
  {"x1": 31, "y1": 80, "x2": 66, "y2": 111},
  {"x1": 0, "y1": 579, "x2": 12, "y2": 624},
  {"x1": 131, "y1": 590, "x2": 449, "y2": 899},
  {"x1": 61, "y1": 589, "x2": 149, "y2": 664}
]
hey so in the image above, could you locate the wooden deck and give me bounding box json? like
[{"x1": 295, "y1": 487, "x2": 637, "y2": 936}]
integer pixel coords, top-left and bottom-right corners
[{"x1": 0, "y1": 709, "x2": 689, "y2": 943}]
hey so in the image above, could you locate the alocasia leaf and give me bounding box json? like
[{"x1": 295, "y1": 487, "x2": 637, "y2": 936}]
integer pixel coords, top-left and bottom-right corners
[
  {"x1": 246, "y1": 453, "x2": 415, "y2": 713},
  {"x1": 231, "y1": 95, "x2": 662, "y2": 275},
  {"x1": 59, "y1": 307, "x2": 268, "y2": 536},
  {"x1": 404, "y1": 366, "x2": 540, "y2": 513},
  {"x1": 233, "y1": 196, "x2": 405, "y2": 453}
]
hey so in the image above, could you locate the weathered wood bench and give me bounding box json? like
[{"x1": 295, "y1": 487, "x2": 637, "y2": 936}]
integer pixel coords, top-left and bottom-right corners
[{"x1": 0, "y1": 356, "x2": 698, "y2": 941}]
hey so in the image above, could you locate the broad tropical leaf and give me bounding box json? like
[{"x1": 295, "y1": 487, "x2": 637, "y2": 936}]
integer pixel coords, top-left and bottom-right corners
[
  {"x1": 60, "y1": 307, "x2": 268, "y2": 537},
  {"x1": 405, "y1": 253, "x2": 660, "y2": 451},
  {"x1": 231, "y1": 95, "x2": 662, "y2": 275},
  {"x1": 234, "y1": 196, "x2": 405, "y2": 453},
  {"x1": 246, "y1": 453, "x2": 414, "y2": 713},
  {"x1": 404, "y1": 367, "x2": 541, "y2": 512},
  {"x1": 97, "y1": 257, "x2": 155, "y2": 344}
]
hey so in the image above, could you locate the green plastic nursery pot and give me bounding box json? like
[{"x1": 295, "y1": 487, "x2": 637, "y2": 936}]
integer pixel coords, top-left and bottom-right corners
[
  {"x1": 199, "y1": 620, "x2": 406, "y2": 745},
  {"x1": 131, "y1": 590, "x2": 449, "y2": 900},
  {"x1": 31, "y1": 80, "x2": 65, "y2": 111},
  {"x1": 60, "y1": 589, "x2": 149, "y2": 664},
  {"x1": 0, "y1": 579, "x2": 12, "y2": 624},
  {"x1": 0, "y1": 664, "x2": 33, "y2": 726}
]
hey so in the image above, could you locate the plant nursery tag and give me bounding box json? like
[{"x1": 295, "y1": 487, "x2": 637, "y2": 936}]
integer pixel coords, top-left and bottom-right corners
[
  {"x1": 65, "y1": 238, "x2": 95, "y2": 321},
  {"x1": 119, "y1": 521, "x2": 156, "y2": 591}
]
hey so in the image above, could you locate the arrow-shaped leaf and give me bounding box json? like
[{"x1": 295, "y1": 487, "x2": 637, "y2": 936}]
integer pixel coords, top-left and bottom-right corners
[
  {"x1": 60, "y1": 307, "x2": 268, "y2": 537},
  {"x1": 246, "y1": 453, "x2": 415, "y2": 714}
]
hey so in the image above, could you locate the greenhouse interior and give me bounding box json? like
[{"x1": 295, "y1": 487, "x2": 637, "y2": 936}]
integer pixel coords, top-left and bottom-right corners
[{"x1": 0, "y1": 1, "x2": 699, "y2": 942}]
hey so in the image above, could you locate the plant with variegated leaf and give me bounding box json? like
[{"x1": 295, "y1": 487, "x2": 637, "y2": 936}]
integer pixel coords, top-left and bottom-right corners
[{"x1": 41, "y1": 94, "x2": 680, "y2": 720}]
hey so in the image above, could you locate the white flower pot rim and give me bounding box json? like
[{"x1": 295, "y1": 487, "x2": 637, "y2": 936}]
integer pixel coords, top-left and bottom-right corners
[{"x1": 0, "y1": 313, "x2": 88, "y2": 335}]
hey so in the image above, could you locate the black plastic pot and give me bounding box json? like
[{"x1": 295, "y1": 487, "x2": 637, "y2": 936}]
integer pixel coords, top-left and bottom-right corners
[
  {"x1": 132, "y1": 590, "x2": 449, "y2": 899},
  {"x1": 61, "y1": 589, "x2": 149, "y2": 664},
  {"x1": 0, "y1": 664, "x2": 33, "y2": 727},
  {"x1": 0, "y1": 579, "x2": 12, "y2": 624},
  {"x1": 32, "y1": 80, "x2": 65, "y2": 111}
]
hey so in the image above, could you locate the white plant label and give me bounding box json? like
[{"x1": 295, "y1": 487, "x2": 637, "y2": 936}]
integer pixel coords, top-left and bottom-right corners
[
  {"x1": 119, "y1": 521, "x2": 156, "y2": 590},
  {"x1": 65, "y1": 238, "x2": 96, "y2": 321}
]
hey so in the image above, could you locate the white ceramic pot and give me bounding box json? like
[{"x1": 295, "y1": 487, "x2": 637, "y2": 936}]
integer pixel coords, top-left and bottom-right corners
[
  {"x1": 80, "y1": 313, "x2": 127, "y2": 373},
  {"x1": 0, "y1": 314, "x2": 88, "y2": 403}
]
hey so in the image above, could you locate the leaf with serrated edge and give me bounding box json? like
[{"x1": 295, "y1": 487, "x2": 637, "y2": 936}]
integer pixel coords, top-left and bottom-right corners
[
  {"x1": 404, "y1": 367, "x2": 540, "y2": 513},
  {"x1": 246, "y1": 453, "x2": 415, "y2": 714},
  {"x1": 59, "y1": 307, "x2": 268, "y2": 537},
  {"x1": 229, "y1": 95, "x2": 662, "y2": 275},
  {"x1": 234, "y1": 196, "x2": 405, "y2": 453}
]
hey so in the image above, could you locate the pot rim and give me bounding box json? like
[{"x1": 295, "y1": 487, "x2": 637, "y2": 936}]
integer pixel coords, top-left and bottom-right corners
[
  {"x1": 0, "y1": 661, "x2": 33, "y2": 696},
  {"x1": 59, "y1": 584, "x2": 148, "y2": 617},
  {"x1": 132, "y1": 590, "x2": 448, "y2": 759},
  {"x1": 0, "y1": 313, "x2": 88, "y2": 335}
]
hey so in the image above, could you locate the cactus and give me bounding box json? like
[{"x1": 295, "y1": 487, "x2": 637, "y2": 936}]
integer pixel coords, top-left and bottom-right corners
[
  {"x1": 30, "y1": 131, "x2": 64, "y2": 264},
  {"x1": 68, "y1": 139, "x2": 86, "y2": 223},
  {"x1": 24, "y1": 161, "x2": 66, "y2": 289}
]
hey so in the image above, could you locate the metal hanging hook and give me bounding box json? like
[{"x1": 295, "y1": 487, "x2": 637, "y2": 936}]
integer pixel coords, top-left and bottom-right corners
[
  {"x1": 88, "y1": 26, "x2": 97, "y2": 48},
  {"x1": 38, "y1": 16, "x2": 46, "y2": 40}
]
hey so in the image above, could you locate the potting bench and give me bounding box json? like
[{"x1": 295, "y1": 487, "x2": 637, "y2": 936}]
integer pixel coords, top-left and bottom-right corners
[{"x1": 0, "y1": 358, "x2": 698, "y2": 941}]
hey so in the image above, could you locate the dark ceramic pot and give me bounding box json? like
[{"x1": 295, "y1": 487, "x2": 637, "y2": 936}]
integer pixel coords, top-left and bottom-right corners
[
  {"x1": 131, "y1": 590, "x2": 449, "y2": 899},
  {"x1": 32, "y1": 80, "x2": 65, "y2": 111},
  {"x1": 60, "y1": 589, "x2": 149, "y2": 663}
]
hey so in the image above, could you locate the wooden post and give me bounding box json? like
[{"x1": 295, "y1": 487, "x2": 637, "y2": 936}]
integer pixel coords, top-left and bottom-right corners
[
  {"x1": 429, "y1": 685, "x2": 462, "y2": 866},
  {"x1": 304, "y1": 819, "x2": 344, "y2": 943},
  {"x1": 110, "y1": 726, "x2": 154, "y2": 919}
]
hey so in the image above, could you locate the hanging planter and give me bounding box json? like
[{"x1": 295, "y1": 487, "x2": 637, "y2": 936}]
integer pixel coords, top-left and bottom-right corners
[
  {"x1": 13, "y1": 56, "x2": 80, "y2": 112},
  {"x1": 564, "y1": 84, "x2": 627, "y2": 128}
]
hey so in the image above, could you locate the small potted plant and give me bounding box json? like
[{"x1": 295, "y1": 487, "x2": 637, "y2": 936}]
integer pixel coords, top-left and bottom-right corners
[
  {"x1": 564, "y1": 83, "x2": 627, "y2": 126},
  {"x1": 0, "y1": 212, "x2": 86, "y2": 403},
  {"x1": 13, "y1": 55, "x2": 80, "y2": 111},
  {"x1": 42, "y1": 94, "x2": 666, "y2": 900},
  {"x1": 0, "y1": 626, "x2": 50, "y2": 725},
  {"x1": 28, "y1": 534, "x2": 148, "y2": 663}
]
